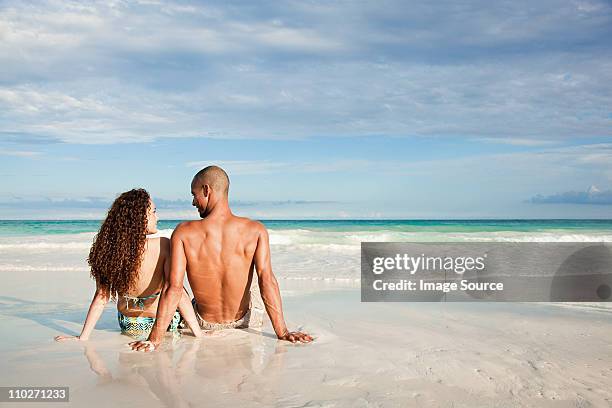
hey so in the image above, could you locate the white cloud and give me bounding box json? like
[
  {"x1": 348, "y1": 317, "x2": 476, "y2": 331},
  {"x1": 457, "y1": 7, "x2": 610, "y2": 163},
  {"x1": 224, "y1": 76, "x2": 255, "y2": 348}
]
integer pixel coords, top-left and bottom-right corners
[
  {"x1": 186, "y1": 160, "x2": 289, "y2": 175},
  {"x1": 0, "y1": 0, "x2": 610, "y2": 144},
  {"x1": 530, "y1": 185, "x2": 612, "y2": 205},
  {"x1": 472, "y1": 138, "x2": 559, "y2": 146},
  {"x1": 0, "y1": 148, "x2": 42, "y2": 157},
  {"x1": 185, "y1": 159, "x2": 371, "y2": 175}
]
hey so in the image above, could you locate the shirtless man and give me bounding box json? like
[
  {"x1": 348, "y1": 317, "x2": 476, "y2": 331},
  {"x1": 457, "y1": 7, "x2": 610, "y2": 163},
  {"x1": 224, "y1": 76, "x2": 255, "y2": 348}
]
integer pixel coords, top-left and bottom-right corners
[{"x1": 130, "y1": 166, "x2": 313, "y2": 351}]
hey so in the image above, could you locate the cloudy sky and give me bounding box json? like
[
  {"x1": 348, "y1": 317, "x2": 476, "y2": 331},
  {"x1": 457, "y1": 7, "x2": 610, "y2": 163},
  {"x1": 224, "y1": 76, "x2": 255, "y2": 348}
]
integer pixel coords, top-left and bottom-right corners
[{"x1": 1, "y1": 0, "x2": 611, "y2": 219}]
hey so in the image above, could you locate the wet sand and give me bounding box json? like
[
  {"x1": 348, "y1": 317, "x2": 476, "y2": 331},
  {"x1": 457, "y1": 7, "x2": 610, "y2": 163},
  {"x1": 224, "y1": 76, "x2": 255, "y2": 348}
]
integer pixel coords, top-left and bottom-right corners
[{"x1": 2, "y1": 287, "x2": 612, "y2": 407}]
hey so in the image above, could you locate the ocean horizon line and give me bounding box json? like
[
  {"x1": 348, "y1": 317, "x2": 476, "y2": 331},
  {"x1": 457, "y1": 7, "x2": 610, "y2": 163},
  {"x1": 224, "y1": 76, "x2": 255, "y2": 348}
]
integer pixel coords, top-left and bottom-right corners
[{"x1": 1, "y1": 218, "x2": 612, "y2": 222}]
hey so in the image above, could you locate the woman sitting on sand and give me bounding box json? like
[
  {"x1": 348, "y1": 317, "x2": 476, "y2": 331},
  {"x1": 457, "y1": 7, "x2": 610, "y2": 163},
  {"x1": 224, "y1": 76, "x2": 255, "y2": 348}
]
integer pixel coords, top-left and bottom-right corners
[{"x1": 55, "y1": 188, "x2": 201, "y2": 342}]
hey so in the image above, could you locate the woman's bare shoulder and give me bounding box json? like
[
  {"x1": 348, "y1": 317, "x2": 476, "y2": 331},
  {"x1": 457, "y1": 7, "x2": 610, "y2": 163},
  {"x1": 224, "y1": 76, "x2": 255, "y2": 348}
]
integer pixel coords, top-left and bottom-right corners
[{"x1": 144, "y1": 236, "x2": 169, "y2": 253}]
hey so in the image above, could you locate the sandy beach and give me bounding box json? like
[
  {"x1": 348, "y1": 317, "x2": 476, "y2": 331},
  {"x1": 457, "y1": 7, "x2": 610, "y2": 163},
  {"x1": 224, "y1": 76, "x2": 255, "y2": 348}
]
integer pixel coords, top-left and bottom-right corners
[
  {"x1": 1, "y1": 224, "x2": 612, "y2": 407},
  {"x1": 2, "y1": 281, "x2": 612, "y2": 407}
]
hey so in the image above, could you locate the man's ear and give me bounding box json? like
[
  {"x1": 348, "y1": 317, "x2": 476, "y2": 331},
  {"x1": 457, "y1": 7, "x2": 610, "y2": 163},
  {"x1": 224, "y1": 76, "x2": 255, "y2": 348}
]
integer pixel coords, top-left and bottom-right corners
[{"x1": 203, "y1": 184, "x2": 210, "y2": 197}]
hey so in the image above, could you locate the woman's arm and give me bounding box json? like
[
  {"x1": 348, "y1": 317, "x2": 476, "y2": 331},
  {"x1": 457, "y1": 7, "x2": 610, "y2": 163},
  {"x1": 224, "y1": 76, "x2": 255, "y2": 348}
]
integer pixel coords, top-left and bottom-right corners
[{"x1": 55, "y1": 285, "x2": 110, "y2": 341}]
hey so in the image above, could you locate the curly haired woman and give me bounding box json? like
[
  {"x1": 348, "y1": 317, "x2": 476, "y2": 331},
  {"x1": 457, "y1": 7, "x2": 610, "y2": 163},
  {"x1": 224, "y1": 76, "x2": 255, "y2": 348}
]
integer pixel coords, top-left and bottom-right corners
[{"x1": 55, "y1": 188, "x2": 201, "y2": 342}]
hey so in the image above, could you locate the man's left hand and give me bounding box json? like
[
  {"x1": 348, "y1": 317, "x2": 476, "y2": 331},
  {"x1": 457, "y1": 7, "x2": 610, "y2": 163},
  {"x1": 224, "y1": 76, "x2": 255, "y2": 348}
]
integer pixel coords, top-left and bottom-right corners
[{"x1": 278, "y1": 331, "x2": 314, "y2": 343}]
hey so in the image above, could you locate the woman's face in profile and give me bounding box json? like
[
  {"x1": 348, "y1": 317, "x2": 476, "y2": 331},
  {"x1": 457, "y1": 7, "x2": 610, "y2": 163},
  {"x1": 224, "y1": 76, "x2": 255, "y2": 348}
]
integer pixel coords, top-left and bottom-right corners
[{"x1": 146, "y1": 199, "x2": 158, "y2": 234}]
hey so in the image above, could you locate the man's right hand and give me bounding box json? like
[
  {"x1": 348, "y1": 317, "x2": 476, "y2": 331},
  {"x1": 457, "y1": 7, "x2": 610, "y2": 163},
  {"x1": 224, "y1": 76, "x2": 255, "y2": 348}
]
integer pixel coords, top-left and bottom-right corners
[
  {"x1": 129, "y1": 329, "x2": 164, "y2": 352},
  {"x1": 128, "y1": 338, "x2": 161, "y2": 352},
  {"x1": 278, "y1": 331, "x2": 313, "y2": 343}
]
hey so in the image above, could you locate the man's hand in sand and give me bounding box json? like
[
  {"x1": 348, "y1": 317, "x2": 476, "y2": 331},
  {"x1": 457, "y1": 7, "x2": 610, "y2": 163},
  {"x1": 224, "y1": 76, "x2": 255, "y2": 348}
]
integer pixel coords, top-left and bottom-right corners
[
  {"x1": 278, "y1": 331, "x2": 314, "y2": 344},
  {"x1": 128, "y1": 339, "x2": 160, "y2": 352}
]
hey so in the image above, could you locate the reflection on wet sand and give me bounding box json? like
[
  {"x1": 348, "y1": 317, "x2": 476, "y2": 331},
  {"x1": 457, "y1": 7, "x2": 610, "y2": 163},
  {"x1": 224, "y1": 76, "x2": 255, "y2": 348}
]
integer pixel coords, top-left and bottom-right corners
[{"x1": 82, "y1": 331, "x2": 288, "y2": 407}]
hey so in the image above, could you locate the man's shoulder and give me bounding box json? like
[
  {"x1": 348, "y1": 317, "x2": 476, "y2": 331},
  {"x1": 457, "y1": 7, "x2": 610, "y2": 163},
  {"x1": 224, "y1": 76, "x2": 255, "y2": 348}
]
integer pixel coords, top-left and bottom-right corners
[
  {"x1": 233, "y1": 216, "x2": 266, "y2": 233},
  {"x1": 172, "y1": 220, "x2": 200, "y2": 237},
  {"x1": 175, "y1": 220, "x2": 195, "y2": 228}
]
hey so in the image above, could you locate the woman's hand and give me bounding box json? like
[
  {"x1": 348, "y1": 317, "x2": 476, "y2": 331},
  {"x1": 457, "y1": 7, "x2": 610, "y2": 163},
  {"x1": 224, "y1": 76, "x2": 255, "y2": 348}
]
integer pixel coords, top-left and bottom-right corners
[{"x1": 54, "y1": 335, "x2": 86, "y2": 342}]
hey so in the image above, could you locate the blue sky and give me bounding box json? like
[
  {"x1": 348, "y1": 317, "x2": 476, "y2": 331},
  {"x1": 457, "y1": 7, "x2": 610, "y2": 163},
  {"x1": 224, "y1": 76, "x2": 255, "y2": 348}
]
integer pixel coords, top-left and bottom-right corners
[{"x1": 0, "y1": 0, "x2": 611, "y2": 219}]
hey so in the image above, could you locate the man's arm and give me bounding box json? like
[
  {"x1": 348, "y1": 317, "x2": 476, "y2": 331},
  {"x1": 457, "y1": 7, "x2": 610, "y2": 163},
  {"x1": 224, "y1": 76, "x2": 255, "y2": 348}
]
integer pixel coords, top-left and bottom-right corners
[
  {"x1": 254, "y1": 223, "x2": 313, "y2": 343},
  {"x1": 178, "y1": 287, "x2": 202, "y2": 337},
  {"x1": 130, "y1": 228, "x2": 188, "y2": 351}
]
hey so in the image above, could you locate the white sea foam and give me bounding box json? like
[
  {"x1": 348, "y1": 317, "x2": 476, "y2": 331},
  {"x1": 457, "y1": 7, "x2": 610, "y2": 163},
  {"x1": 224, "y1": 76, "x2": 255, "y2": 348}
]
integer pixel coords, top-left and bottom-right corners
[
  {"x1": 268, "y1": 229, "x2": 612, "y2": 246},
  {"x1": 0, "y1": 264, "x2": 87, "y2": 272},
  {"x1": 1, "y1": 229, "x2": 611, "y2": 252},
  {"x1": 0, "y1": 229, "x2": 177, "y2": 251},
  {"x1": 0, "y1": 232, "x2": 94, "y2": 251},
  {"x1": 0, "y1": 241, "x2": 92, "y2": 250}
]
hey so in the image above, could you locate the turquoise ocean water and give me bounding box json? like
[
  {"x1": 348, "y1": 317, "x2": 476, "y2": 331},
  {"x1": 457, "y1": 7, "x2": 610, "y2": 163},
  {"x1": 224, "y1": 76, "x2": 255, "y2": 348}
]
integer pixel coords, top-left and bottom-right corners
[{"x1": 1, "y1": 219, "x2": 611, "y2": 237}]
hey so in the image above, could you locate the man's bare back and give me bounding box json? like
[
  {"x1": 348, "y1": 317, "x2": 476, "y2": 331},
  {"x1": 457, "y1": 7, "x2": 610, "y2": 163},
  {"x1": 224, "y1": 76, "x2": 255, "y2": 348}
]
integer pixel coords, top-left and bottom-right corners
[
  {"x1": 130, "y1": 166, "x2": 312, "y2": 351},
  {"x1": 176, "y1": 215, "x2": 261, "y2": 323}
]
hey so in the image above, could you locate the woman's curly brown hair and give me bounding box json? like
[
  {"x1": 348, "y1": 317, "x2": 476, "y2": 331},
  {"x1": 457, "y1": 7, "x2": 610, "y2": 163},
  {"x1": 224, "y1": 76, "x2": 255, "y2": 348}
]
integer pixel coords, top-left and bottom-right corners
[{"x1": 88, "y1": 188, "x2": 151, "y2": 298}]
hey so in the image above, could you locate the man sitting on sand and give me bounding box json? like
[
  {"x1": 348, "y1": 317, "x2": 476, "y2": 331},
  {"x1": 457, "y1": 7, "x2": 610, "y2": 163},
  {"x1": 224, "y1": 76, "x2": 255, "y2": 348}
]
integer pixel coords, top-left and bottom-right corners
[{"x1": 130, "y1": 166, "x2": 313, "y2": 351}]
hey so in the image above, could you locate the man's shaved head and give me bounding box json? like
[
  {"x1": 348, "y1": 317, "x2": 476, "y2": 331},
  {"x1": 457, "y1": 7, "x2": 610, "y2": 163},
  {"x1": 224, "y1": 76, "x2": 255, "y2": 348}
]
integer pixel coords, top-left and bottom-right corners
[{"x1": 192, "y1": 165, "x2": 230, "y2": 196}]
